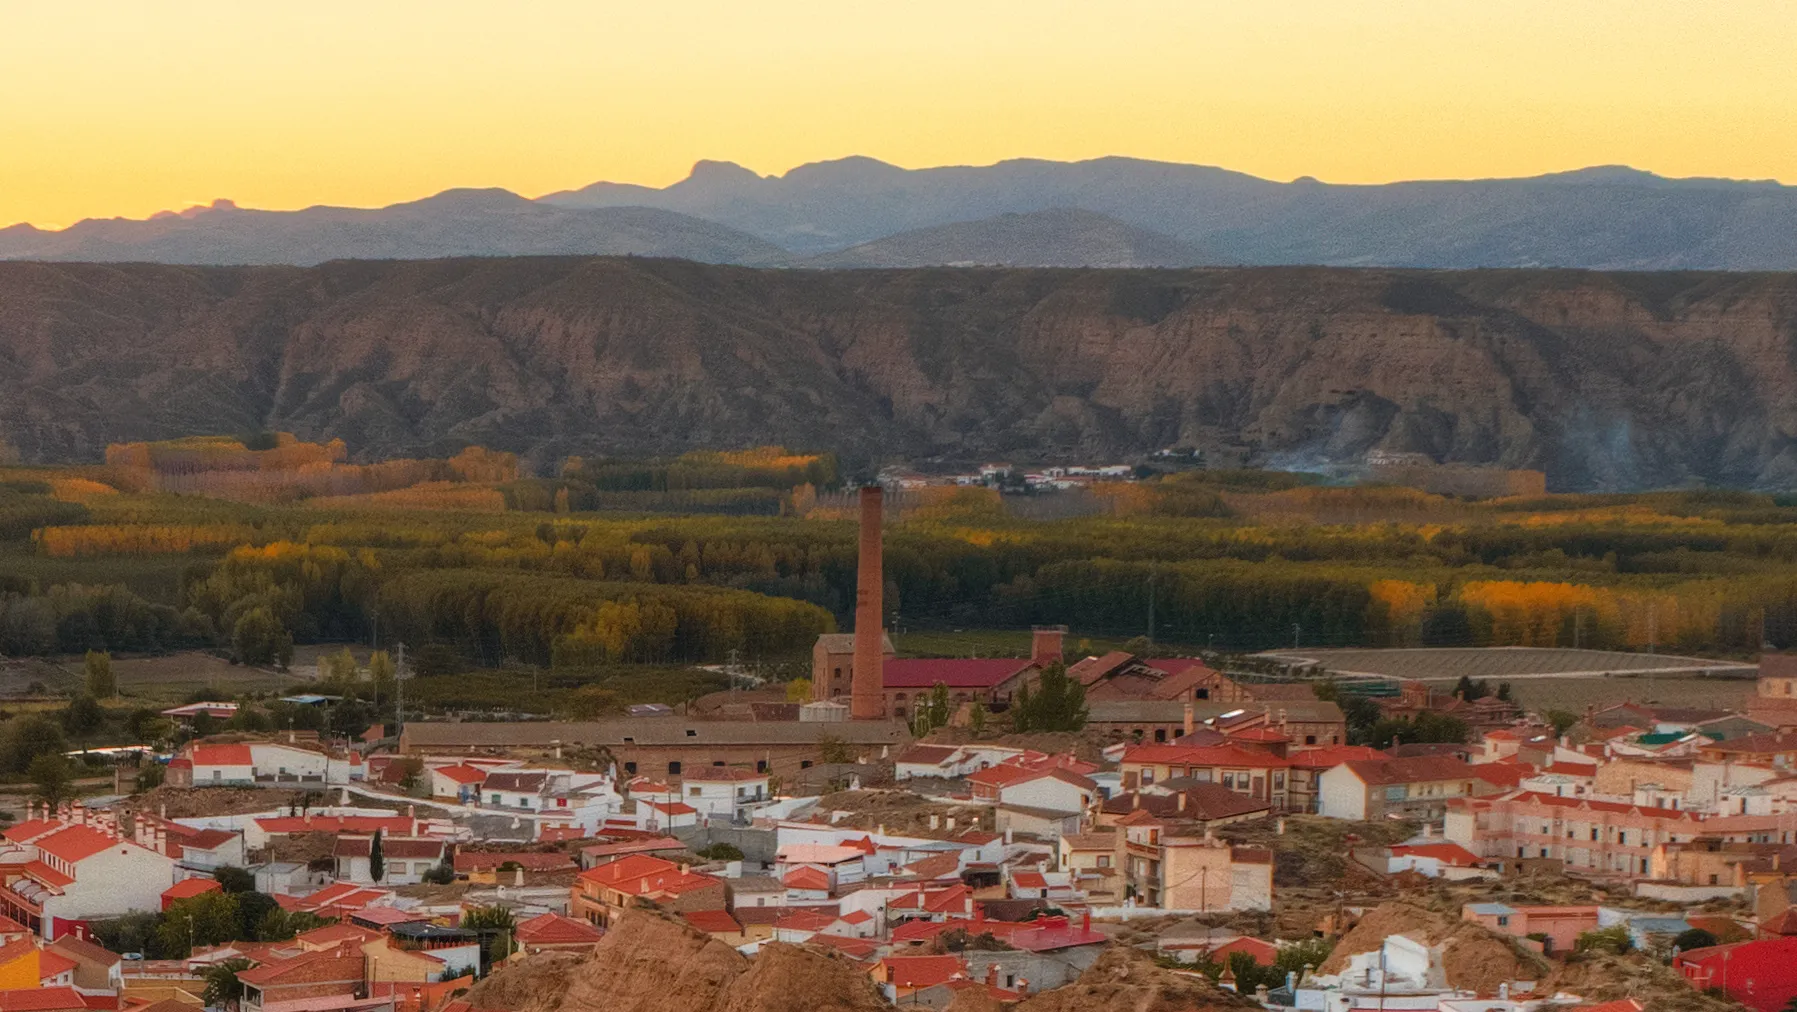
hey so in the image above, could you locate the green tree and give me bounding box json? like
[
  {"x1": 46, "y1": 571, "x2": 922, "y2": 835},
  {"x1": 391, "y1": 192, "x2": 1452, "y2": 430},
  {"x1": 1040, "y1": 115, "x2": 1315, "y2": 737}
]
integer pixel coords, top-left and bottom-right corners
[
  {"x1": 369, "y1": 829, "x2": 385, "y2": 882},
  {"x1": 212, "y1": 866, "x2": 256, "y2": 893},
  {"x1": 785, "y1": 677, "x2": 812, "y2": 702},
  {"x1": 200, "y1": 957, "x2": 255, "y2": 1011},
  {"x1": 232, "y1": 607, "x2": 293, "y2": 668},
  {"x1": 135, "y1": 761, "x2": 165, "y2": 791},
  {"x1": 28, "y1": 753, "x2": 73, "y2": 806},
  {"x1": 912, "y1": 682, "x2": 952, "y2": 736},
  {"x1": 969, "y1": 701, "x2": 988, "y2": 734},
  {"x1": 84, "y1": 650, "x2": 116, "y2": 698},
  {"x1": 462, "y1": 905, "x2": 516, "y2": 972},
  {"x1": 368, "y1": 649, "x2": 397, "y2": 706},
  {"x1": 61, "y1": 693, "x2": 106, "y2": 736},
  {"x1": 3, "y1": 714, "x2": 66, "y2": 776},
  {"x1": 1574, "y1": 925, "x2": 1633, "y2": 955},
  {"x1": 1673, "y1": 927, "x2": 1718, "y2": 952},
  {"x1": 323, "y1": 647, "x2": 358, "y2": 682},
  {"x1": 1546, "y1": 709, "x2": 1580, "y2": 737},
  {"x1": 156, "y1": 891, "x2": 243, "y2": 957},
  {"x1": 1011, "y1": 662, "x2": 1088, "y2": 733}
]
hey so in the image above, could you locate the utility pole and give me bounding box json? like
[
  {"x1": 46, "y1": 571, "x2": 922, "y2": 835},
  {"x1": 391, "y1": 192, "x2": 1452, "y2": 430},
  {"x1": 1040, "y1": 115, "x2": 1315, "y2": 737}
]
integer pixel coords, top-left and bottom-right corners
[
  {"x1": 1648, "y1": 608, "x2": 1657, "y2": 655},
  {"x1": 1573, "y1": 608, "x2": 1582, "y2": 650},
  {"x1": 1293, "y1": 623, "x2": 1301, "y2": 650},
  {"x1": 728, "y1": 648, "x2": 740, "y2": 694}
]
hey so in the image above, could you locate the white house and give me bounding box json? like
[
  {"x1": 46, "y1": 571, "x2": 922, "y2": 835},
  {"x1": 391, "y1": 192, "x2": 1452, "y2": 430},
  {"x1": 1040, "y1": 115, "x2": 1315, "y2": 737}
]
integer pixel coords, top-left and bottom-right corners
[
  {"x1": 176, "y1": 744, "x2": 256, "y2": 786},
  {"x1": 968, "y1": 766, "x2": 1096, "y2": 815},
  {"x1": 429, "y1": 764, "x2": 489, "y2": 802},
  {"x1": 0, "y1": 822, "x2": 176, "y2": 939},
  {"x1": 332, "y1": 835, "x2": 446, "y2": 886},
  {"x1": 894, "y1": 745, "x2": 1024, "y2": 781},
  {"x1": 680, "y1": 768, "x2": 771, "y2": 821}
]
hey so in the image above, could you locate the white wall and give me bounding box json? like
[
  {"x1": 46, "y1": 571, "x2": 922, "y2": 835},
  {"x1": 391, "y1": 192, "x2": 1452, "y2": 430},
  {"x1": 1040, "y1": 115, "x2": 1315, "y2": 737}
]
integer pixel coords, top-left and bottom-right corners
[
  {"x1": 43, "y1": 844, "x2": 175, "y2": 935},
  {"x1": 1000, "y1": 777, "x2": 1090, "y2": 815},
  {"x1": 1316, "y1": 767, "x2": 1369, "y2": 820}
]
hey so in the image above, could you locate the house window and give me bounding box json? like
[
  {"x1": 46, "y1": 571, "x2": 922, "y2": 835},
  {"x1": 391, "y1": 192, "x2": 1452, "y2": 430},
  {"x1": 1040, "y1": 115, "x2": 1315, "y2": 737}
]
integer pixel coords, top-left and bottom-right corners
[
  {"x1": 1154, "y1": 729, "x2": 1166, "y2": 742},
  {"x1": 800, "y1": 761, "x2": 813, "y2": 769},
  {"x1": 1196, "y1": 689, "x2": 1209, "y2": 699},
  {"x1": 1305, "y1": 735, "x2": 1317, "y2": 745},
  {"x1": 1496, "y1": 916, "x2": 1509, "y2": 927},
  {"x1": 668, "y1": 761, "x2": 682, "y2": 775},
  {"x1": 489, "y1": 794, "x2": 501, "y2": 805},
  {"x1": 1097, "y1": 855, "x2": 1111, "y2": 868},
  {"x1": 624, "y1": 762, "x2": 638, "y2": 775},
  {"x1": 689, "y1": 786, "x2": 702, "y2": 796},
  {"x1": 756, "y1": 760, "x2": 768, "y2": 773},
  {"x1": 685, "y1": 729, "x2": 697, "y2": 737}
]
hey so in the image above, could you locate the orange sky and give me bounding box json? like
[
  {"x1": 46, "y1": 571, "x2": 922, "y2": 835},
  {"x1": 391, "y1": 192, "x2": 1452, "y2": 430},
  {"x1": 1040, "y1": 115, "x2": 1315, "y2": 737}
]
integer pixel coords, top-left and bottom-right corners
[{"x1": 4, "y1": 1, "x2": 1795, "y2": 228}]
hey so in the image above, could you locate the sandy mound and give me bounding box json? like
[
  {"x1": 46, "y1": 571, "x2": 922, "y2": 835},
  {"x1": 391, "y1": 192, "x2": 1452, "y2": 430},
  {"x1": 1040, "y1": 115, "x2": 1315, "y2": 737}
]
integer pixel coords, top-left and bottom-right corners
[
  {"x1": 1318, "y1": 901, "x2": 1545, "y2": 996},
  {"x1": 1009, "y1": 946, "x2": 1256, "y2": 1012},
  {"x1": 468, "y1": 908, "x2": 885, "y2": 1012}
]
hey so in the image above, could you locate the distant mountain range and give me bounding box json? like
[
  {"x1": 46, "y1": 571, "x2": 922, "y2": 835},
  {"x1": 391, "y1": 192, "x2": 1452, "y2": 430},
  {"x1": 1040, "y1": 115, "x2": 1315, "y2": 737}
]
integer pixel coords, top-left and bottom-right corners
[{"x1": 6, "y1": 157, "x2": 1797, "y2": 269}]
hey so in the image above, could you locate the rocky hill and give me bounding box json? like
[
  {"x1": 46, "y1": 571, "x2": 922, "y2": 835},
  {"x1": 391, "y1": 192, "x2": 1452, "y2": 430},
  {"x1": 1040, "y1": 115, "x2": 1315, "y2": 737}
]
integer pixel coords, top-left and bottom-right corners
[
  {"x1": 803, "y1": 209, "x2": 1215, "y2": 269},
  {"x1": 5, "y1": 257, "x2": 1797, "y2": 490}
]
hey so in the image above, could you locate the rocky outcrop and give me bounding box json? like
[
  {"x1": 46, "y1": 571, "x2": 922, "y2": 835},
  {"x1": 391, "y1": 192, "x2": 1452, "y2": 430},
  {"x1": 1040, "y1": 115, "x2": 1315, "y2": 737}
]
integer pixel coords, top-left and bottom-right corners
[
  {"x1": 464, "y1": 909, "x2": 887, "y2": 1012},
  {"x1": 5, "y1": 258, "x2": 1797, "y2": 490},
  {"x1": 1318, "y1": 902, "x2": 1546, "y2": 996}
]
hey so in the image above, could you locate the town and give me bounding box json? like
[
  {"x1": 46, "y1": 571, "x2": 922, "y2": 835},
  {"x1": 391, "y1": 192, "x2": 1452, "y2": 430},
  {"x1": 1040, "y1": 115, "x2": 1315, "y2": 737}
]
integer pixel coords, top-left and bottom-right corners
[{"x1": 0, "y1": 486, "x2": 1780, "y2": 1012}]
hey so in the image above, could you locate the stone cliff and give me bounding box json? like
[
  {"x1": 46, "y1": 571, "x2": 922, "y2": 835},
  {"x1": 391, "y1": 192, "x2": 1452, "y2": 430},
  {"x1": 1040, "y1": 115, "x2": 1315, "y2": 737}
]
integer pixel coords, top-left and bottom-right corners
[{"x1": 4, "y1": 257, "x2": 1797, "y2": 490}]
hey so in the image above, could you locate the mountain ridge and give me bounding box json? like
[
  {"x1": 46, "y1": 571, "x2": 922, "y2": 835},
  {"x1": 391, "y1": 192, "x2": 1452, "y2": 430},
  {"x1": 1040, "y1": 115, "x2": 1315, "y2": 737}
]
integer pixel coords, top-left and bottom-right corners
[{"x1": 9, "y1": 156, "x2": 1797, "y2": 269}]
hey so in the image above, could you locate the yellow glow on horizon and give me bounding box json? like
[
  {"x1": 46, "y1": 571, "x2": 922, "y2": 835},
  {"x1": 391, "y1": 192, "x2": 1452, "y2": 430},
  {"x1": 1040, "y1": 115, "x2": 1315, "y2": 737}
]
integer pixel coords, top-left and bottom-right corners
[{"x1": 3, "y1": 0, "x2": 1795, "y2": 228}]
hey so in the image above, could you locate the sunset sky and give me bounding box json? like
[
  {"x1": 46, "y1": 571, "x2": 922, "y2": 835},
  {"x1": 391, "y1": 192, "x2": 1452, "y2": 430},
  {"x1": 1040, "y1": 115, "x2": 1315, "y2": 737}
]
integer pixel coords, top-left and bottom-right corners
[{"x1": 4, "y1": 1, "x2": 1794, "y2": 228}]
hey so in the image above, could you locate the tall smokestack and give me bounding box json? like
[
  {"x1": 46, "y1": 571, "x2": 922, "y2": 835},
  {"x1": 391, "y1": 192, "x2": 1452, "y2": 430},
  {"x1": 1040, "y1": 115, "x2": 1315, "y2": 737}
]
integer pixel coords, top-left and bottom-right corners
[{"x1": 853, "y1": 486, "x2": 886, "y2": 720}]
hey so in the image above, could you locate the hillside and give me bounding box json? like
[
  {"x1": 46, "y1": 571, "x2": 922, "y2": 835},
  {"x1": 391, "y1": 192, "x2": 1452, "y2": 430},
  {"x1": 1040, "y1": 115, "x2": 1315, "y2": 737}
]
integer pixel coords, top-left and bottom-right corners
[
  {"x1": 803, "y1": 209, "x2": 1215, "y2": 268},
  {"x1": 0, "y1": 190, "x2": 788, "y2": 266},
  {"x1": 5, "y1": 258, "x2": 1797, "y2": 490}
]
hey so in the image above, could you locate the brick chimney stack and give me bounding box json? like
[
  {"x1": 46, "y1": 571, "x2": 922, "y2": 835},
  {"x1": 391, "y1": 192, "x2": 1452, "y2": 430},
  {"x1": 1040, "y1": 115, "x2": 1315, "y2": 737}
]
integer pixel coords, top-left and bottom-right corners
[{"x1": 852, "y1": 486, "x2": 886, "y2": 721}]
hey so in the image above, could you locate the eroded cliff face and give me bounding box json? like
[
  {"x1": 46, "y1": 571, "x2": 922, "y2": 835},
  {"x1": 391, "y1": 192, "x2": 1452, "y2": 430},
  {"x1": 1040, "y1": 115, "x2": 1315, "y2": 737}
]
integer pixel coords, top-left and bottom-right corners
[
  {"x1": 463, "y1": 909, "x2": 887, "y2": 1012},
  {"x1": 3, "y1": 258, "x2": 1796, "y2": 490}
]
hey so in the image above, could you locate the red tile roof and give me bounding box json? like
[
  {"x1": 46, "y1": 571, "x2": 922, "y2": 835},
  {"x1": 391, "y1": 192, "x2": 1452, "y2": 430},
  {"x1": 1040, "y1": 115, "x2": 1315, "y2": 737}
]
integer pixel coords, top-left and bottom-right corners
[
  {"x1": 188, "y1": 744, "x2": 254, "y2": 767},
  {"x1": 36, "y1": 950, "x2": 77, "y2": 979},
  {"x1": 1338, "y1": 756, "x2": 1476, "y2": 786},
  {"x1": 1, "y1": 821, "x2": 61, "y2": 844},
  {"x1": 878, "y1": 955, "x2": 964, "y2": 989},
  {"x1": 681, "y1": 910, "x2": 742, "y2": 935},
  {"x1": 782, "y1": 867, "x2": 831, "y2": 891},
  {"x1": 162, "y1": 878, "x2": 223, "y2": 902},
  {"x1": 1010, "y1": 872, "x2": 1048, "y2": 890},
  {"x1": 432, "y1": 764, "x2": 488, "y2": 785},
  {"x1": 255, "y1": 815, "x2": 415, "y2": 836},
  {"x1": 1390, "y1": 842, "x2": 1483, "y2": 867},
  {"x1": 514, "y1": 912, "x2": 603, "y2": 945},
  {"x1": 774, "y1": 910, "x2": 837, "y2": 933},
  {"x1": 37, "y1": 826, "x2": 124, "y2": 865},
  {"x1": 895, "y1": 745, "x2": 960, "y2": 766},
  {"x1": 0, "y1": 986, "x2": 87, "y2": 1011}
]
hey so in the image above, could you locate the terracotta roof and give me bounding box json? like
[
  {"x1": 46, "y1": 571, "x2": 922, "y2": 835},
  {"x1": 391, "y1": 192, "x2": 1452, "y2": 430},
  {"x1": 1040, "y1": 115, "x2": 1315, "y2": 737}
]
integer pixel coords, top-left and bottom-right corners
[
  {"x1": 1289, "y1": 745, "x2": 1386, "y2": 768},
  {"x1": 808, "y1": 933, "x2": 880, "y2": 959},
  {"x1": 36, "y1": 950, "x2": 77, "y2": 979},
  {"x1": 782, "y1": 867, "x2": 831, "y2": 891},
  {"x1": 1391, "y1": 842, "x2": 1483, "y2": 867},
  {"x1": 1102, "y1": 784, "x2": 1272, "y2": 822},
  {"x1": 681, "y1": 910, "x2": 742, "y2": 935},
  {"x1": 1010, "y1": 872, "x2": 1048, "y2": 890},
  {"x1": 579, "y1": 838, "x2": 686, "y2": 860},
  {"x1": 295, "y1": 924, "x2": 382, "y2": 947},
  {"x1": 878, "y1": 955, "x2": 964, "y2": 989},
  {"x1": 255, "y1": 815, "x2": 414, "y2": 836},
  {"x1": 1470, "y1": 764, "x2": 1530, "y2": 789},
  {"x1": 162, "y1": 878, "x2": 223, "y2": 901},
  {"x1": 1338, "y1": 755, "x2": 1477, "y2": 786},
  {"x1": 1009, "y1": 915, "x2": 1107, "y2": 952},
  {"x1": 514, "y1": 912, "x2": 603, "y2": 945},
  {"x1": 776, "y1": 844, "x2": 867, "y2": 865},
  {"x1": 881, "y1": 659, "x2": 1034, "y2": 689},
  {"x1": 774, "y1": 910, "x2": 837, "y2": 933},
  {"x1": 188, "y1": 744, "x2": 254, "y2": 767},
  {"x1": 45, "y1": 935, "x2": 120, "y2": 968},
  {"x1": 0, "y1": 986, "x2": 88, "y2": 1011},
  {"x1": 1, "y1": 821, "x2": 61, "y2": 844},
  {"x1": 0, "y1": 939, "x2": 34, "y2": 969},
  {"x1": 432, "y1": 764, "x2": 488, "y2": 785},
  {"x1": 37, "y1": 826, "x2": 124, "y2": 865}
]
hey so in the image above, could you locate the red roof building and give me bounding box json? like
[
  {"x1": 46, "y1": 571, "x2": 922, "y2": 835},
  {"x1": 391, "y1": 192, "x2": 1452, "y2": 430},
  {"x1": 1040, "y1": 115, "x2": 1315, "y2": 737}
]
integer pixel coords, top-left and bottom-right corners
[
  {"x1": 1676, "y1": 937, "x2": 1797, "y2": 1012},
  {"x1": 160, "y1": 878, "x2": 223, "y2": 910},
  {"x1": 513, "y1": 912, "x2": 602, "y2": 953}
]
